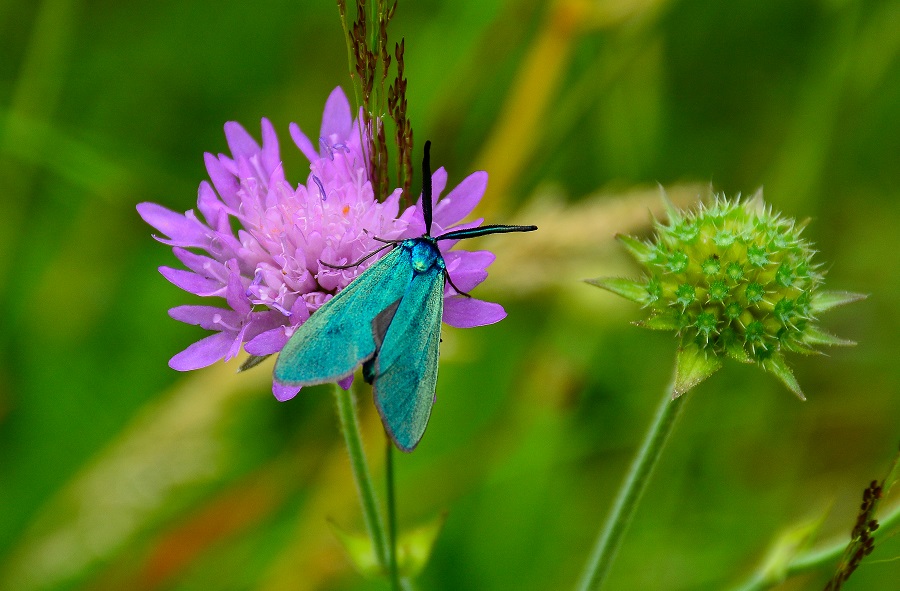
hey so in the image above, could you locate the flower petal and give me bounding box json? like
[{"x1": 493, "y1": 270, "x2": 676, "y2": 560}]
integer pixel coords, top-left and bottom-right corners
[
  {"x1": 136, "y1": 203, "x2": 211, "y2": 248},
  {"x1": 203, "y1": 153, "x2": 241, "y2": 209},
  {"x1": 225, "y1": 261, "x2": 252, "y2": 315},
  {"x1": 289, "y1": 297, "x2": 312, "y2": 323},
  {"x1": 259, "y1": 118, "x2": 281, "y2": 176},
  {"x1": 433, "y1": 171, "x2": 487, "y2": 227},
  {"x1": 226, "y1": 322, "x2": 249, "y2": 361},
  {"x1": 445, "y1": 267, "x2": 488, "y2": 294},
  {"x1": 321, "y1": 86, "x2": 353, "y2": 142},
  {"x1": 433, "y1": 217, "x2": 484, "y2": 247},
  {"x1": 217, "y1": 152, "x2": 238, "y2": 176},
  {"x1": 404, "y1": 168, "x2": 450, "y2": 238},
  {"x1": 245, "y1": 325, "x2": 291, "y2": 356},
  {"x1": 289, "y1": 122, "x2": 318, "y2": 163},
  {"x1": 273, "y1": 381, "x2": 301, "y2": 402},
  {"x1": 431, "y1": 167, "x2": 448, "y2": 201},
  {"x1": 444, "y1": 249, "x2": 495, "y2": 273},
  {"x1": 224, "y1": 121, "x2": 261, "y2": 161},
  {"x1": 197, "y1": 181, "x2": 231, "y2": 233},
  {"x1": 169, "y1": 332, "x2": 235, "y2": 371},
  {"x1": 172, "y1": 247, "x2": 230, "y2": 282},
  {"x1": 169, "y1": 305, "x2": 241, "y2": 331},
  {"x1": 244, "y1": 310, "x2": 287, "y2": 342},
  {"x1": 442, "y1": 297, "x2": 506, "y2": 328},
  {"x1": 444, "y1": 250, "x2": 493, "y2": 293},
  {"x1": 159, "y1": 267, "x2": 224, "y2": 297}
]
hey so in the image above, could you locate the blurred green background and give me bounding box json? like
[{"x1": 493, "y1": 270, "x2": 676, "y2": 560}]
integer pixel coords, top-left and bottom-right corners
[{"x1": 1, "y1": 0, "x2": 898, "y2": 589}]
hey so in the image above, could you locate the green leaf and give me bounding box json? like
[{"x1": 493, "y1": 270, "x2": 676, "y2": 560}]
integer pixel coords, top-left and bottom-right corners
[
  {"x1": 803, "y1": 325, "x2": 856, "y2": 347},
  {"x1": 672, "y1": 343, "x2": 721, "y2": 397},
  {"x1": 328, "y1": 519, "x2": 383, "y2": 578},
  {"x1": 755, "y1": 511, "x2": 829, "y2": 585},
  {"x1": 809, "y1": 291, "x2": 867, "y2": 313},
  {"x1": 725, "y1": 339, "x2": 752, "y2": 363},
  {"x1": 396, "y1": 511, "x2": 448, "y2": 578},
  {"x1": 781, "y1": 339, "x2": 822, "y2": 356},
  {"x1": 616, "y1": 233, "x2": 653, "y2": 262},
  {"x1": 761, "y1": 353, "x2": 805, "y2": 400},
  {"x1": 329, "y1": 512, "x2": 447, "y2": 580},
  {"x1": 635, "y1": 311, "x2": 680, "y2": 331},
  {"x1": 585, "y1": 277, "x2": 648, "y2": 304}
]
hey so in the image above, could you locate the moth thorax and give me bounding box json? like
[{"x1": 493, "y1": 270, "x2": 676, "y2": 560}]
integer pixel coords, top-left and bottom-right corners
[{"x1": 408, "y1": 238, "x2": 444, "y2": 273}]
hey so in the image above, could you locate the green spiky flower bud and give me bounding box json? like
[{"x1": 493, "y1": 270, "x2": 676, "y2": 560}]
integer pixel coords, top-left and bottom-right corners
[{"x1": 588, "y1": 190, "x2": 865, "y2": 398}]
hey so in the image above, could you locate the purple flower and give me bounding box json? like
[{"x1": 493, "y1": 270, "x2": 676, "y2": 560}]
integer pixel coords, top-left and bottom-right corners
[{"x1": 138, "y1": 87, "x2": 507, "y2": 399}]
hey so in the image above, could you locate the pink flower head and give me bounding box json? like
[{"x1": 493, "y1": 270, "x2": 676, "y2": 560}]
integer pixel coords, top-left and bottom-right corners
[{"x1": 138, "y1": 87, "x2": 506, "y2": 399}]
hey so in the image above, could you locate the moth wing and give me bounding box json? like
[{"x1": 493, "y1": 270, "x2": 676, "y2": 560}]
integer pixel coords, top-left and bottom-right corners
[
  {"x1": 371, "y1": 266, "x2": 444, "y2": 451},
  {"x1": 362, "y1": 298, "x2": 401, "y2": 384},
  {"x1": 274, "y1": 246, "x2": 413, "y2": 386}
]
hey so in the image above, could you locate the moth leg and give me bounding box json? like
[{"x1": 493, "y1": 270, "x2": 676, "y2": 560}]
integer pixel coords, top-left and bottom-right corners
[
  {"x1": 444, "y1": 269, "x2": 472, "y2": 298},
  {"x1": 320, "y1": 242, "x2": 395, "y2": 269}
]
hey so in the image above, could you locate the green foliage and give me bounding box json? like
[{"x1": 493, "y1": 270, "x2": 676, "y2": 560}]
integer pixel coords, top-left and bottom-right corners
[
  {"x1": 1, "y1": 0, "x2": 899, "y2": 590},
  {"x1": 330, "y1": 512, "x2": 446, "y2": 579}
]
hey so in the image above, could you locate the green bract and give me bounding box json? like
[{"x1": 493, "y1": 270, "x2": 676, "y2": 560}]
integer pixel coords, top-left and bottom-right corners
[{"x1": 589, "y1": 190, "x2": 865, "y2": 398}]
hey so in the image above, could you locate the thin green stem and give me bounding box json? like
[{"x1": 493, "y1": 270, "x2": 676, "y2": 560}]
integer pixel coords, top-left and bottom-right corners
[
  {"x1": 333, "y1": 383, "x2": 390, "y2": 570},
  {"x1": 336, "y1": 1, "x2": 361, "y2": 112},
  {"x1": 369, "y1": 0, "x2": 377, "y2": 57},
  {"x1": 728, "y1": 497, "x2": 900, "y2": 591},
  {"x1": 386, "y1": 436, "x2": 401, "y2": 590},
  {"x1": 797, "y1": 502, "x2": 900, "y2": 572},
  {"x1": 575, "y1": 379, "x2": 685, "y2": 591}
]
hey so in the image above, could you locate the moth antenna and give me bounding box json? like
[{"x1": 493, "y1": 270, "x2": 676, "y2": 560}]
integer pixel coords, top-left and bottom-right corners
[
  {"x1": 444, "y1": 270, "x2": 472, "y2": 298},
  {"x1": 436, "y1": 224, "x2": 538, "y2": 241},
  {"x1": 361, "y1": 228, "x2": 399, "y2": 245},
  {"x1": 320, "y1": 242, "x2": 394, "y2": 270},
  {"x1": 422, "y1": 140, "x2": 433, "y2": 236}
]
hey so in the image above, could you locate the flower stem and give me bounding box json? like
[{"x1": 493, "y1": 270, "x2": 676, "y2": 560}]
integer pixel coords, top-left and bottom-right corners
[
  {"x1": 386, "y1": 436, "x2": 401, "y2": 590},
  {"x1": 575, "y1": 379, "x2": 685, "y2": 591},
  {"x1": 333, "y1": 383, "x2": 390, "y2": 570}
]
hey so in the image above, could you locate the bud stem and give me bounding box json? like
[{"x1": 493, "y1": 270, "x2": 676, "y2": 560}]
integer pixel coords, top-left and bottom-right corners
[{"x1": 575, "y1": 378, "x2": 686, "y2": 591}]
